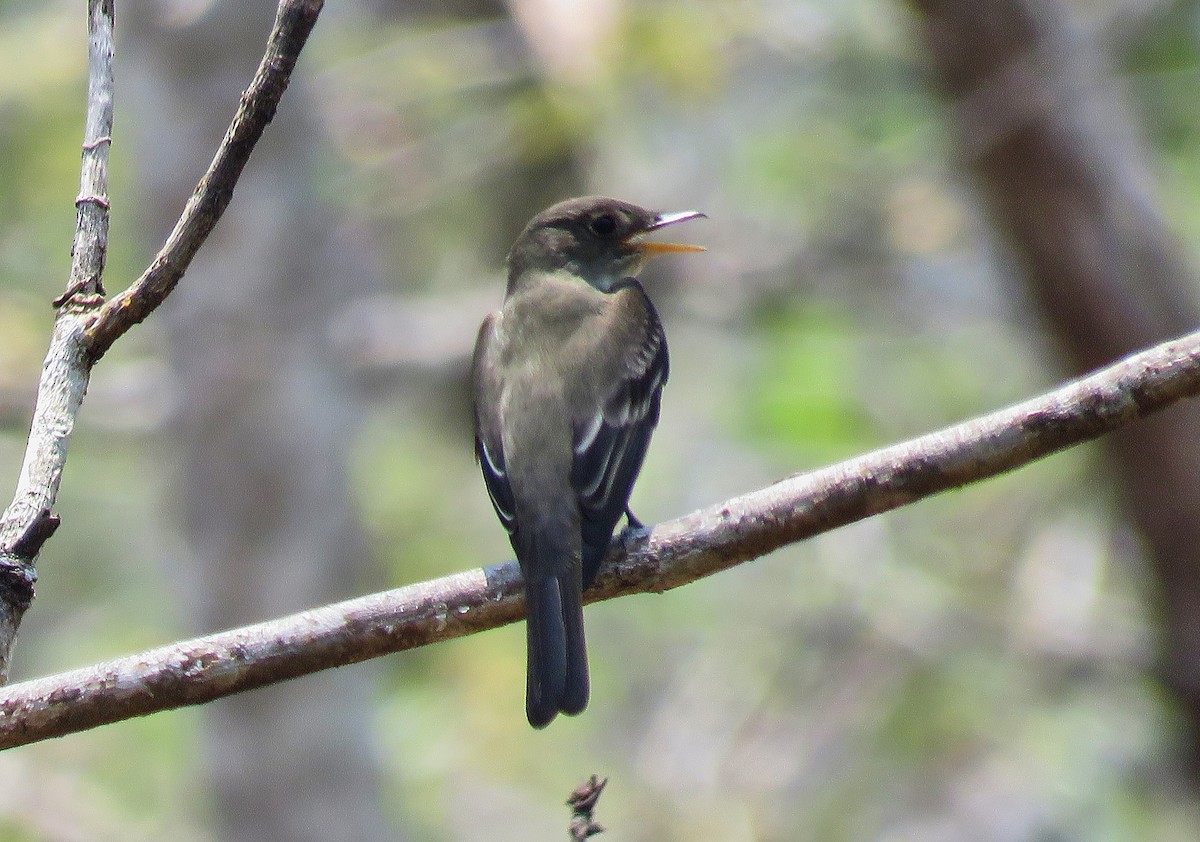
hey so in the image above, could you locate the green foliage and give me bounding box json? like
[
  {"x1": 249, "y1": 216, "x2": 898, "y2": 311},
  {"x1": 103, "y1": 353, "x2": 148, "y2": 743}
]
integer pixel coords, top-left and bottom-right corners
[
  {"x1": 620, "y1": 3, "x2": 729, "y2": 98},
  {"x1": 746, "y1": 303, "x2": 877, "y2": 461},
  {"x1": 1121, "y1": 1, "x2": 1200, "y2": 245}
]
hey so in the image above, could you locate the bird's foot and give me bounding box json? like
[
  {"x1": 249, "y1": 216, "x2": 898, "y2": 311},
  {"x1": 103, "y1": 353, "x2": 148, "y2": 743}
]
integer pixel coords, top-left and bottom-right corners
[{"x1": 618, "y1": 509, "x2": 649, "y2": 550}]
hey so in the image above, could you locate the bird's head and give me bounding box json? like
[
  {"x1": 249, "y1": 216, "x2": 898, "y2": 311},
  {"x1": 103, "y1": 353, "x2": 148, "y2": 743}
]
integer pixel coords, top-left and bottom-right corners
[{"x1": 506, "y1": 196, "x2": 705, "y2": 294}]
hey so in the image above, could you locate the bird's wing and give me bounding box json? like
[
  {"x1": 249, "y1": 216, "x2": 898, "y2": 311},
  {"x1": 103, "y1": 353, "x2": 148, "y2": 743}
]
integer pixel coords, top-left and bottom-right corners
[
  {"x1": 570, "y1": 281, "x2": 669, "y2": 585},
  {"x1": 472, "y1": 313, "x2": 518, "y2": 536}
]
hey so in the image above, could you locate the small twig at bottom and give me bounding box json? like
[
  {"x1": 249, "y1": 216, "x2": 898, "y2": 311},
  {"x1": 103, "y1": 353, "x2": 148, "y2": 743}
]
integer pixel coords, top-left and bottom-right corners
[{"x1": 567, "y1": 775, "x2": 608, "y2": 840}]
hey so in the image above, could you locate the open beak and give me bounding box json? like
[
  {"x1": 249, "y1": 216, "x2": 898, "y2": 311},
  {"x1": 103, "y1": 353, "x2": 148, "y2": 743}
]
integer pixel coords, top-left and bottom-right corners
[{"x1": 629, "y1": 210, "x2": 707, "y2": 256}]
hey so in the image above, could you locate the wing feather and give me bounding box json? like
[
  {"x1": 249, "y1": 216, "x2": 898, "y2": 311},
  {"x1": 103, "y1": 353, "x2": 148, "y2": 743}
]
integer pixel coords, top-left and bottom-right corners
[
  {"x1": 570, "y1": 281, "x2": 668, "y2": 586},
  {"x1": 473, "y1": 313, "x2": 519, "y2": 536}
]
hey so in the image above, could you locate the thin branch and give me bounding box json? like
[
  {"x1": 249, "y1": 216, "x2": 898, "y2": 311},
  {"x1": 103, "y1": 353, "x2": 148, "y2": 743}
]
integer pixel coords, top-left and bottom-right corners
[
  {"x1": 2, "y1": 329, "x2": 1199, "y2": 749},
  {"x1": 0, "y1": 0, "x2": 324, "y2": 683},
  {"x1": 54, "y1": 0, "x2": 114, "y2": 308},
  {"x1": 84, "y1": 0, "x2": 324, "y2": 360},
  {"x1": 0, "y1": 0, "x2": 115, "y2": 682}
]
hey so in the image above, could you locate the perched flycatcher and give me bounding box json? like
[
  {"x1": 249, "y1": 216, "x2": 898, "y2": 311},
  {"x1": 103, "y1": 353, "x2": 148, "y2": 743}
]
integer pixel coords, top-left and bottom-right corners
[{"x1": 472, "y1": 196, "x2": 704, "y2": 727}]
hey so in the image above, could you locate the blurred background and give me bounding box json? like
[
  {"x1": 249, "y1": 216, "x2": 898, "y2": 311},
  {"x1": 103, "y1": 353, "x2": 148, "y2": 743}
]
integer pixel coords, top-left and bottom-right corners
[{"x1": 2, "y1": 0, "x2": 1200, "y2": 839}]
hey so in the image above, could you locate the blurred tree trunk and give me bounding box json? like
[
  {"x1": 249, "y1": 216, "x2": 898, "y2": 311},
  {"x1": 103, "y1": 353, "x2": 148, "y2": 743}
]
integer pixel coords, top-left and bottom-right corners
[
  {"x1": 909, "y1": 0, "x2": 1200, "y2": 772},
  {"x1": 125, "y1": 4, "x2": 396, "y2": 840}
]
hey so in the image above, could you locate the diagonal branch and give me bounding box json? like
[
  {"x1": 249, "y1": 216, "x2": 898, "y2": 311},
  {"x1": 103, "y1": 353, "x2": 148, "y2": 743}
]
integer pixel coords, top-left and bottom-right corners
[
  {"x1": 2, "y1": 328, "x2": 1199, "y2": 749},
  {"x1": 85, "y1": 0, "x2": 324, "y2": 360},
  {"x1": 0, "y1": 0, "x2": 325, "y2": 683}
]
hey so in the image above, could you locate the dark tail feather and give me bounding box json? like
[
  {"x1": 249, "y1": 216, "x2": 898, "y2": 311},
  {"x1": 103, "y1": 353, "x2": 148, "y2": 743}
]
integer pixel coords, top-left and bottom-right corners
[
  {"x1": 525, "y1": 577, "x2": 567, "y2": 728},
  {"x1": 522, "y1": 529, "x2": 591, "y2": 728},
  {"x1": 558, "y1": 572, "x2": 589, "y2": 715}
]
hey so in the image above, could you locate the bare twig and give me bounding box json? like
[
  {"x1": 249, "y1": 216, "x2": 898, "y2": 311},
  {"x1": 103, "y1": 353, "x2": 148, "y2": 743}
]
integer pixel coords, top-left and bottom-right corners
[
  {"x1": 568, "y1": 775, "x2": 608, "y2": 840},
  {"x1": 9, "y1": 512, "x2": 61, "y2": 564},
  {"x1": 1, "y1": 329, "x2": 1199, "y2": 748},
  {"x1": 54, "y1": 0, "x2": 114, "y2": 309},
  {"x1": 0, "y1": 0, "x2": 115, "y2": 681},
  {"x1": 84, "y1": 0, "x2": 325, "y2": 360},
  {"x1": 0, "y1": 0, "x2": 325, "y2": 682}
]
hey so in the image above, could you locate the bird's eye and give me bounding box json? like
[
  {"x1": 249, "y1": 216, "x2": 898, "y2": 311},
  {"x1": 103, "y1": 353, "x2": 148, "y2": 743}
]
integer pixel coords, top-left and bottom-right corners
[{"x1": 590, "y1": 214, "x2": 617, "y2": 236}]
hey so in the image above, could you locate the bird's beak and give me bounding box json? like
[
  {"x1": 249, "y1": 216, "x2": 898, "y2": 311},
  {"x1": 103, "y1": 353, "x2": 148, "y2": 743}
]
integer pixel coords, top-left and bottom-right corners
[{"x1": 628, "y1": 210, "x2": 707, "y2": 256}]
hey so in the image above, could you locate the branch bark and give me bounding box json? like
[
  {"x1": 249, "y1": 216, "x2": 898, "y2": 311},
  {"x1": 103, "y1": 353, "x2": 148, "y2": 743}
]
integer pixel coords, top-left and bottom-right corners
[
  {"x1": 0, "y1": 0, "x2": 115, "y2": 682},
  {"x1": 2, "y1": 328, "x2": 1199, "y2": 749},
  {"x1": 0, "y1": 0, "x2": 324, "y2": 683},
  {"x1": 86, "y1": 0, "x2": 324, "y2": 359}
]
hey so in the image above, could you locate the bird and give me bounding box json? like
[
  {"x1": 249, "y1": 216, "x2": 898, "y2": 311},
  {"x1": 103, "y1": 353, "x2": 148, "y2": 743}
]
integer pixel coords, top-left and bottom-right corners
[{"x1": 472, "y1": 196, "x2": 705, "y2": 727}]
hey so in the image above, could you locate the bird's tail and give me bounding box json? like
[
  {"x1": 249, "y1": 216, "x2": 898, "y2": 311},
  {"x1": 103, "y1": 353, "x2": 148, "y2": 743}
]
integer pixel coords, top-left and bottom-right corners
[{"x1": 523, "y1": 531, "x2": 589, "y2": 729}]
